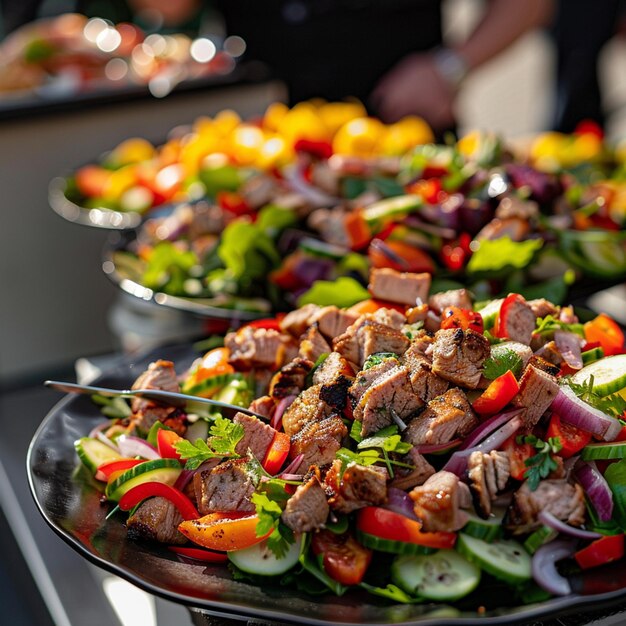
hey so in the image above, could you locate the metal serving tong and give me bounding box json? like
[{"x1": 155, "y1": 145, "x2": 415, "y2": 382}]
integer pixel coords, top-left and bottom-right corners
[{"x1": 44, "y1": 380, "x2": 264, "y2": 419}]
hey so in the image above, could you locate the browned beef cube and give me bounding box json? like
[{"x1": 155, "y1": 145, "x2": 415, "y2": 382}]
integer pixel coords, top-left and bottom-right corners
[
  {"x1": 368, "y1": 268, "x2": 431, "y2": 306},
  {"x1": 428, "y1": 289, "x2": 473, "y2": 315},
  {"x1": 282, "y1": 384, "x2": 332, "y2": 437},
  {"x1": 527, "y1": 298, "x2": 559, "y2": 320},
  {"x1": 409, "y1": 471, "x2": 471, "y2": 532},
  {"x1": 402, "y1": 339, "x2": 449, "y2": 403},
  {"x1": 357, "y1": 321, "x2": 410, "y2": 364},
  {"x1": 528, "y1": 355, "x2": 561, "y2": 377},
  {"x1": 389, "y1": 447, "x2": 436, "y2": 491},
  {"x1": 233, "y1": 413, "x2": 276, "y2": 462},
  {"x1": 431, "y1": 328, "x2": 490, "y2": 388},
  {"x1": 312, "y1": 306, "x2": 358, "y2": 340},
  {"x1": 130, "y1": 405, "x2": 178, "y2": 434},
  {"x1": 131, "y1": 359, "x2": 180, "y2": 419},
  {"x1": 225, "y1": 327, "x2": 297, "y2": 370},
  {"x1": 348, "y1": 358, "x2": 399, "y2": 407},
  {"x1": 281, "y1": 475, "x2": 329, "y2": 532},
  {"x1": 127, "y1": 497, "x2": 187, "y2": 545},
  {"x1": 248, "y1": 395, "x2": 275, "y2": 419},
  {"x1": 325, "y1": 459, "x2": 388, "y2": 514},
  {"x1": 511, "y1": 364, "x2": 560, "y2": 431},
  {"x1": 493, "y1": 341, "x2": 533, "y2": 368},
  {"x1": 354, "y1": 366, "x2": 422, "y2": 437},
  {"x1": 280, "y1": 304, "x2": 321, "y2": 338},
  {"x1": 289, "y1": 415, "x2": 347, "y2": 472},
  {"x1": 405, "y1": 388, "x2": 478, "y2": 446},
  {"x1": 194, "y1": 458, "x2": 256, "y2": 515},
  {"x1": 269, "y1": 357, "x2": 313, "y2": 400},
  {"x1": 534, "y1": 341, "x2": 563, "y2": 366},
  {"x1": 313, "y1": 351, "x2": 354, "y2": 411},
  {"x1": 498, "y1": 297, "x2": 536, "y2": 345},
  {"x1": 507, "y1": 479, "x2": 585, "y2": 534},
  {"x1": 468, "y1": 450, "x2": 510, "y2": 517},
  {"x1": 369, "y1": 307, "x2": 407, "y2": 330},
  {"x1": 299, "y1": 324, "x2": 331, "y2": 362}
]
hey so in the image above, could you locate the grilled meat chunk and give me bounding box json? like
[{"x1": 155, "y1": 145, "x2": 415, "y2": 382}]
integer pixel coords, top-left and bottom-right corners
[
  {"x1": 402, "y1": 339, "x2": 450, "y2": 403},
  {"x1": 280, "y1": 304, "x2": 321, "y2": 338},
  {"x1": 554, "y1": 330, "x2": 583, "y2": 370},
  {"x1": 468, "y1": 451, "x2": 510, "y2": 517},
  {"x1": 368, "y1": 268, "x2": 431, "y2": 306},
  {"x1": 289, "y1": 415, "x2": 348, "y2": 472},
  {"x1": 194, "y1": 458, "x2": 257, "y2": 515},
  {"x1": 248, "y1": 395, "x2": 275, "y2": 419},
  {"x1": 127, "y1": 497, "x2": 187, "y2": 545},
  {"x1": 409, "y1": 471, "x2": 471, "y2": 532},
  {"x1": 282, "y1": 384, "x2": 332, "y2": 437},
  {"x1": 428, "y1": 289, "x2": 473, "y2": 315},
  {"x1": 233, "y1": 413, "x2": 276, "y2": 462},
  {"x1": 507, "y1": 479, "x2": 586, "y2": 534},
  {"x1": 497, "y1": 297, "x2": 536, "y2": 345},
  {"x1": 270, "y1": 357, "x2": 313, "y2": 400},
  {"x1": 511, "y1": 364, "x2": 560, "y2": 431},
  {"x1": 369, "y1": 307, "x2": 407, "y2": 331},
  {"x1": 431, "y1": 328, "x2": 490, "y2": 388},
  {"x1": 299, "y1": 324, "x2": 331, "y2": 362},
  {"x1": 325, "y1": 459, "x2": 388, "y2": 514},
  {"x1": 491, "y1": 341, "x2": 533, "y2": 368},
  {"x1": 348, "y1": 358, "x2": 400, "y2": 407},
  {"x1": 312, "y1": 306, "x2": 358, "y2": 340},
  {"x1": 225, "y1": 327, "x2": 297, "y2": 370},
  {"x1": 390, "y1": 447, "x2": 436, "y2": 491},
  {"x1": 354, "y1": 365, "x2": 422, "y2": 437},
  {"x1": 281, "y1": 474, "x2": 329, "y2": 532},
  {"x1": 312, "y1": 351, "x2": 354, "y2": 411},
  {"x1": 527, "y1": 298, "x2": 559, "y2": 320},
  {"x1": 533, "y1": 341, "x2": 562, "y2": 366},
  {"x1": 404, "y1": 388, "x2": 478, "y2": 446}
]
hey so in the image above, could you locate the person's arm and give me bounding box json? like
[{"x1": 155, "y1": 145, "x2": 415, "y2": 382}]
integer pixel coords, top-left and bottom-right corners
[{"x1": 371, "y1": 0, "x2": 554, "y2": 130}]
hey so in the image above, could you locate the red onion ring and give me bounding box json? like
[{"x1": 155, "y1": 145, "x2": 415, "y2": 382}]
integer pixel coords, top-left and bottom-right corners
[
  {"x1": 117, "y1": 435, "x2": 160, "y2": 460},
  {"x1": 575, "y1": 460, "x2": 614, "y2": 522},
  {"x1": 538, "y1": 510, "x2": 601, "y2": 541},
  {"x1": 555, "y1": 331, "x2": 583, "y2": 370},
  {"x1": 89, "y1": 421, "x2": 112, "y2": 439},
  {"x1": 271, "y1": 395, "x2": 297, "y2": 431},
  {"x1": 174, "y1": 469, "x2": 195, "y2": 491},
  {"x1": 383, "y1": 487, "x2": 420, "y2": 521},
  {"x1": 532, "y1": 539, "x2": 576, "y2": 596},
  {"x1": 95, "y1": 431, "x2": 120, "y2": 453},
  {"x1": 280, "y1": 454, "x2": 304, "y2": 476},
  {"x1": 460, "y1": 408, "x2": 524, "y2": 450},
  {"x1": 414, "y1": 439, "x2": 462, "y2": 455}
]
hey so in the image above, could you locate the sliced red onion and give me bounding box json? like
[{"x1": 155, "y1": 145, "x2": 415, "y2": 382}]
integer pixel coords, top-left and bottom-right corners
[
  {"x1": 271, "y1": 395, "x2": 297, "y2": 431},
  {"x1": 95, "y1": 431, "x2": 120, "y2": 453},
  {"x1": 173, "y1": 469, "x2": 195, "y2": 491},
  {"x1": 277, "y1": 473, "x2": 304, "y2": 481},
  {"x1": 538, "y1": 510, "x2": 601, "y2": 540},
  {"x1": 89, "y1": 421, "x2": 112, "y2": 439},
  {"x1": 292, "y1": 257, "x2": 333, "y2": 287},
  {"x1": 552, "y1": 386, "x2": 622, "y2": 441},
  {"x1": 280, "y1": 454, "x2": 304, "y2": 476},
  {"x1": 532, "y1": 540, "x2": 576, "y2": 596},
  {"x1": 555, "y1": 331, "x2": 583, "y2": 370},
  {"x1": 117, "y1": 435, "x2": 161, "y2": 460},
  {"x1": 383, "y1": 487, "x2": 419, "y2": 521},
  {"x1": 443, "y1": 416, "x2": 522, "y2": 476},
  {"x1": 460, "y1": 408, "x2": 524, "y2": 450},
  {"x1": 415, "y1": 439, "x2": 462, "y2": 454},
  {"x1": 575, "y1": 461, "x2": 614, "y2": 522},
  {"x1": 283, "y1": 165, "x2": 339, "y2": 207}
]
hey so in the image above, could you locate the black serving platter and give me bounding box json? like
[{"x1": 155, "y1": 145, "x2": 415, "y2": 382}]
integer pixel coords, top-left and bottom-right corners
[{"x1": 26, "y1": 342, "x2": 626, "y2": 626}]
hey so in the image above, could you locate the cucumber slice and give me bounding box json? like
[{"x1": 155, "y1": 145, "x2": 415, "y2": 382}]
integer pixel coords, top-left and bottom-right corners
[
  {"x1": 355, "y1": 530, "x2": 436, "y2": 555},
  {"x1": 523, "y1": 525, "x2": 558, "y2": 555},
  {"x1": 362, "y1": 194, "x2": 422, "y2": 228},
  {"x1": 299, "y1": 237, "x2": 349, "y2": 260},
  {"x1": 105, "y1": 458, "x2": 181, "y2": 502},
  {"x1": 476, "y1": 299, "x2": 504, "y2": 330},
  {"x1": 228, "y1": 537, "x2": 302, "y2": 576},
  {"x1": 391, "y1": 550, "x2": 481, "y2": 601},
  {"x1": 461, "y1": 509, "x2": 504, "y2": 543},
  {"x1": 182, "y1": 372, "x2": 244, "y2": 398},
  {"x1": 582, "y1": 347, "x2": 605, "y2": 365},
  {"x1": 570, "y1": 355, "x2": 626, "y2": 397},
  {"x1": 457, "y1": 534, "x2": 531, "y2": 584},
  {"x1": 184, "y1": 419, "x2": 209, "y2": 442},
  {"x1": 581, "y1": 441, "x2": 626, "y2": 461},
  {"x1": 213, "y1": 378, "x2": 253, "y2": 408},
  {"x1": 75, "y1": 437, "x2": 123, "y2": 474}
]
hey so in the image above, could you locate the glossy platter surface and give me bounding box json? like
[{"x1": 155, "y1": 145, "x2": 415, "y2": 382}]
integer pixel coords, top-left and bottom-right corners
[{"x1": 27, "y1": 343, "x2": 626, "y2": 625}]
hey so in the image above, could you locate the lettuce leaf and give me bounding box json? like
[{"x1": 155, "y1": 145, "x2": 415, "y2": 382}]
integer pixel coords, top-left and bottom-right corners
[
  {"x1": 297, "y1": 276, "x2": 369, "y2": 308},
  {"x1": 467, "y1": 237, "x2": 543, "y2": 276}
]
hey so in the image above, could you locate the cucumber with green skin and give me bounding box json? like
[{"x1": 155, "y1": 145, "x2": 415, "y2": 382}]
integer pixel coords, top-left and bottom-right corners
[
  {"x1": 362, "y1": 195, "x2": 422, "y2": 228},
  {"x1": 105, "y1": 458, "x2": 181, "y2": 502},
  {"x1": 391, "y1": 550, "x2": 481, "y2": 601},
  {"x1": 228, "y1": 537, "x2": 302, "y2": 576},
  {"x1": 581, "y1": 347, "x2": 605, "y2": 365},
  {"x1": 457, "y1": 534, "x2": 531, "y2": 584},
  {"x1": 581, "y1": 441, "x2": 626, "y2": 461},
  {"x1": 355, "y1": 530, "x2": 436, "y2": 555},
  {"x1": 182, "y1": 372, "x2": 245, "y2": 397},
  {"x1": 75, "y1": 437, "x2": 123, "y2": 474},
  {"x1": 523, "y1": 526, "x2": 558, "y2": 555},
  {"x1": 461, "y1": 510, "x2": 505, "y2": 543},
  {"x1": 571, "y1": 354, "x2": 626, "y2": 397}
]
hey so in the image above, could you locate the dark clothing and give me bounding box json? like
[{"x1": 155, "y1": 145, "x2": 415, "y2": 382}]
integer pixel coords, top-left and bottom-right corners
[{"x1": 217, "y1": 0, "x2": 443, "y2": 106}]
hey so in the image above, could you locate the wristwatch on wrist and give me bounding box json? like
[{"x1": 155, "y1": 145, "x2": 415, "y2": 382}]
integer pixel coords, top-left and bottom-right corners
[{"x1": 432, "y1": 47, "x2": 469, "y2": 89}]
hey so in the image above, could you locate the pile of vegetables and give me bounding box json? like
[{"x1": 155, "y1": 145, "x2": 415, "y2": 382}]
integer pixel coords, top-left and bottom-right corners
[{"x1": 74, "y1": 290, "x2": 626, "y2": 609}]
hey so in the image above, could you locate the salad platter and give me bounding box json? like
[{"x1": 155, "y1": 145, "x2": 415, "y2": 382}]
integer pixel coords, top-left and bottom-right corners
[{"x1": 28, "y1": 269, "x2": 626, "y2": 625}]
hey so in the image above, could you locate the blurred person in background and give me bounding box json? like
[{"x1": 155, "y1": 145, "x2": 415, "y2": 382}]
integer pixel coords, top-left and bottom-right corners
[{"x1": 217, "y1": 0, "x2": 553, "y2": 137}]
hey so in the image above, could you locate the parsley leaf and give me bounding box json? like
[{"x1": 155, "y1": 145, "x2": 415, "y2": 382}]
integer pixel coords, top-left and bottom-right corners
[
  {"x1": 174, "y1": 438, "x2": 221, "y2": 470},
  {"x1": 517, "y1": 435, "x2": 563, "y2": 490},
  {"x1": 358, "y1": 425, "x2": 412, "y2": 455},
  {"x1": 483, "y1": 348, "x2": 523, "y2": 380},
  {"x1": 535, "y1": 315, "x2": 584, "y2": 337},
  {"x1": 363, "y1": 352, "x2": 400, "y2": 370},
  {"x1": 251, "y1": 492, "x2": 295, "y2": 559},
  {"x1": 336, "y1": 447, "x2": 381, "y2": 469}
]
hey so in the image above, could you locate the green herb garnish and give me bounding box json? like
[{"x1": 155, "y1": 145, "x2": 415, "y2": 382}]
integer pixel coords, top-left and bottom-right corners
[
  {"x1": 251, "y1": 492, "x2": 295, "y2": 558},
  {"x1": 482, "y1": 349, "x2": 523, "y2": 380},
  {"x1": 568, "y1": 377, "x2": 626, "y2": 419},
  {"x1": 516, "y1": 435, "x2": 563, "y2": 490}
]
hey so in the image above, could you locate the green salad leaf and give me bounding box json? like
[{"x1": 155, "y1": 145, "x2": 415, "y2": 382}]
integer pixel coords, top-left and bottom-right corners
[
  {"x1": 297, "y1": 276, "x2": 369, "y2": 308},
  {"x1": 466, "y1": 237, "x2": 543, "y2": 276},
  {"x1": 142, "y1": 241, "x2": 198, "y2": 293}
]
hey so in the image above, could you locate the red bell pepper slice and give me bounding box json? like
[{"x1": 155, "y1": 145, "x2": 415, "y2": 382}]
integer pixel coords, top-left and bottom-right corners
[
  {"x1": 95, "y1": 459, "x2": 144, "y2": 482},
  {"x1": 493, "y1": 293, "x2": 525, "y2": 339},
  {"x1": 575, "y1": 534, "x2": 625, "y2": 570},
  {"x1": 216, "y1": 190, "x2": 252, "y2": 216},
  {"x1": 472, "y1": 370, "x2": 520, "y2": 416},
  {"x1": 584, "y1": 314, "x2": 625, "y2": 357},
  {"x1": 440, "y1": 306, "x2": 484, "y2": 334},
  {"x1": 157, "y1": 429, "x2": 184, "y2": 461},
  {"x1": 356, "y1": 507, "x2": 456, "y2": 549},
  {"x1": 168, "y1": 546, "x2": 228, "y2": 563},
  {"x1": 546, "y1": 413, "x2": 592, "y2": 458},
  {"x1": 245, "y1": 317, "x2": 282, "y2": 331},
  {"x1": 119, "y1": 482, "x2": 199, "y2": 520},
  {"x1": 262, "y1": 431, "x2": 290, "y2": 475}
]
